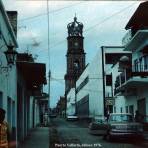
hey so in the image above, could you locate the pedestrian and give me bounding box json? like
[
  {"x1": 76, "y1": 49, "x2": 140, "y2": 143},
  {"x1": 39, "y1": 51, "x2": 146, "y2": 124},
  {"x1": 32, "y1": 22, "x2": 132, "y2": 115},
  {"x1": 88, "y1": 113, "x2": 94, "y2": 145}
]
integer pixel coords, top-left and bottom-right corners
[
  {"x1": 43, "y1": 112, "x2": 49, "y2": 126},
  {"x1": 106, "y1": 109, "x2": 110, "y2": 121},
  {"x1": 105, "y1": 108, "x2": 110, "y2": 121},
  {"x1": 0, "y1": 108, "x2": 10, "y2": 148}
]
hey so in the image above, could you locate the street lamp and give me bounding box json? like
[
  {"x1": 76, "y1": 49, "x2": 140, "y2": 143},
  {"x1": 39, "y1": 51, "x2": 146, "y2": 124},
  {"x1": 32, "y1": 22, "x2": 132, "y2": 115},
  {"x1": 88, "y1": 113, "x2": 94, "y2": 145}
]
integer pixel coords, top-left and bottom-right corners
[
  {"x1": 4, "y1": 44, "x2": 17, "y2": 65},
  {"x1": 0, "y1": 44, "x2": 17, "y2": 74}
]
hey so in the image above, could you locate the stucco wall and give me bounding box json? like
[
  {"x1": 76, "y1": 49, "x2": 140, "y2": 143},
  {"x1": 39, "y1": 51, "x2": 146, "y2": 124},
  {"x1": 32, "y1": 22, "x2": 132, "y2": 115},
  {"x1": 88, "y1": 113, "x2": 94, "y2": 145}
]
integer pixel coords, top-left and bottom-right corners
[
  {"x1": 0, "y1": 4, "x2": 17, "y2": 129},
  {"x1": 88, "y1": 50, "x2": 104, "y2": 118},
  {"x1": 67, "y1": 88, "x2": 75, "y2": 115},
  {"x1": 76, "y1": 49, "x2": 104, "y2": 118}
]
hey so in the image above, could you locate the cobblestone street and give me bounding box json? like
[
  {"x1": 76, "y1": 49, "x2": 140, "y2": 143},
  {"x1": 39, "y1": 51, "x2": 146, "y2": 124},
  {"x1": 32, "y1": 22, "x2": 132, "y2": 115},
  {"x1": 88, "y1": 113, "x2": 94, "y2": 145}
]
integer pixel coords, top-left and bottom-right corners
[{"x1": 49, "y1": 118, "x2": 148, "y2": 148}]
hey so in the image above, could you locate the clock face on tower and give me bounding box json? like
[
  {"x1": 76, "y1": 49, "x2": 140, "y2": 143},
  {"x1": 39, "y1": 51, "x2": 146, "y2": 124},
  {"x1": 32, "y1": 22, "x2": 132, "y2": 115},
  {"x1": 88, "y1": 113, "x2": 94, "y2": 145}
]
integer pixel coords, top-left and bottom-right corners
[{"x1": 74, "y1": 41, "x2": 79, "y2": 48}]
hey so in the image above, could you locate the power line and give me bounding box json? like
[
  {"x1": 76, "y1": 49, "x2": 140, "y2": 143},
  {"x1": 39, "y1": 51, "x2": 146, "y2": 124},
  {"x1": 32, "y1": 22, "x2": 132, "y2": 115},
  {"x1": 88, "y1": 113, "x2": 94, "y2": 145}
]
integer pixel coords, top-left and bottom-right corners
[
  {"x1": 19, "y1": 13, "x2": 46, "y2": 22},
  {"x1": 19, "y1": 2, "x2": 137, "y2": 55},
  {"x1": 47, "y1": 1, "x2": 50, "y2": 68},
  {"x1": 84, "y1": 2, "x2": 137, "y2": 32},
  {"x1": 39, "y1": 2, "x2": 138, "y2": 51},
  {"x1": 19, "y1": 2, "x2": 84, "y2": 22}
]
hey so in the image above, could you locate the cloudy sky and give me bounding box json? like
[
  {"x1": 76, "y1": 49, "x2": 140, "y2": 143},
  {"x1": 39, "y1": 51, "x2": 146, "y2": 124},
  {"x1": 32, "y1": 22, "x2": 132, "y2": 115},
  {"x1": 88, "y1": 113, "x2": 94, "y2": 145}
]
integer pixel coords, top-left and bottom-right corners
[{"x1": 3, "y1": 0, "x2": 141, "y2": 108}]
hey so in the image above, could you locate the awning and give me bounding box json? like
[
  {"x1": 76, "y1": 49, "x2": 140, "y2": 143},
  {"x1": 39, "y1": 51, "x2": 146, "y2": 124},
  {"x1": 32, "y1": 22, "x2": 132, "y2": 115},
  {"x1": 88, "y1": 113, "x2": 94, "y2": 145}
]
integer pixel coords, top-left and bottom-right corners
[{"x1": 17, "y1": 61, "x2": 47, "y2": 90}]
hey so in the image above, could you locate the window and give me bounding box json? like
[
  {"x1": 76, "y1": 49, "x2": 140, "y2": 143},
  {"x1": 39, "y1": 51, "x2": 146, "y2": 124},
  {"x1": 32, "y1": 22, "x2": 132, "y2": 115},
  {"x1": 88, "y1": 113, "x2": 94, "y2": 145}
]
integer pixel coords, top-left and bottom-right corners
[
  {"x1": 129, "y1": 105, "x2": 134, "y2": 115},
  {"x1": 120, "y1": 107, "x2": 123, "y2": 113},
  {"x1": 73, "y1": 60, "x2": 80, "y2": 71},
  {"x1": 144, "y1": 55, "x2": 148, "y2": 70},
  {"x1": 74, "y1": 62, "x2": 79, "y2": 68},
  {"x1": 7, "y1": 97, "x2": 12, "y2": 127},
  {"x1": 109, "y1": 114, "x2": 133, "y2": 122},
  {"x1": 12, "y1": 101, "x2": 16, "y2": 126},
  {"x1": 106, "y1": 74, "x2": 112, "y2": 86},
  {"x1": 134, "y1": 59, "x2": 139, "y2": 72},
  {"x1": 114, "y1": 106, "x2": 116, "y2": 113},
  {"x1": 139, "y1": 57, "x2": 143, "y2": 72},
  {"x1": 126, "y1": 106, "x2": 128, "y2": 113}
]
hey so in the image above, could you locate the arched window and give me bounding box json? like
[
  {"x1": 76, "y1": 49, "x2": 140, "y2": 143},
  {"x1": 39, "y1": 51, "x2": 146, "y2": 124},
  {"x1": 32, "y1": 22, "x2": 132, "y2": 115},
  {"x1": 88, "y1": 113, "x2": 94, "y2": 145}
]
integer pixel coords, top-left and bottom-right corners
[{"x1": 73, "y1": 60, "x2": 80, "y2": 71}]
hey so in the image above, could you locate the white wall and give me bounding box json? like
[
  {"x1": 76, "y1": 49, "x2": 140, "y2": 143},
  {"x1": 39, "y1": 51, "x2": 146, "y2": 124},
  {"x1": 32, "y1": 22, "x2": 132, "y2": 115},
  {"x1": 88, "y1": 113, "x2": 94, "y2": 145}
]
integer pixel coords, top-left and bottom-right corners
[
  {"x1": 0, "y1": 2, "x2": 17, "y2": 129},
  {"x1": 76, "y1": 65, "x2": 89, "y2": 102},
  {"x1": 89, "y1": 50, "x2": 104, "y2": 118},
  {"x1": 110, "y1": 41, "x2": 148, "y2": 120},
  {"x1": 29, "y1": 96, "x2": 34, "y2": 128},
  {"x1": 67, "y1": 88, "x2": 75, "y2": 115},
  {"x1": 34, "y1": 99, "x2": 40, "y2": 126},
  {"x1": 76, "y1": 46, "x2": 128, "y2": 119},
  {"x1": 76, "y1": 49, "x2": 104, "y2": 118}
]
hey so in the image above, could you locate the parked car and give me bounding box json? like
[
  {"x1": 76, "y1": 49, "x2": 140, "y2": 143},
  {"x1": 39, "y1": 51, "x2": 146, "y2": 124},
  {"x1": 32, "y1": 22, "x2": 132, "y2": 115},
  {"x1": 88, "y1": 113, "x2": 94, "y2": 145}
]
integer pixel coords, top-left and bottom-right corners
[
  {"x1": 89, "y1": 117, "x2": 107, "y2": 135},
  {"x1": 104, "y1": 113, "x2": 144, "y2": 140},
  {"x1": 89, "y1": 113, "x2": 144, "y2": 140},
  {"x1": 66, "y1": 115, "x2": 78, "y2": 121},
  {"x1": 49, "y1": 114, "x2": 57, "y2": 118}
]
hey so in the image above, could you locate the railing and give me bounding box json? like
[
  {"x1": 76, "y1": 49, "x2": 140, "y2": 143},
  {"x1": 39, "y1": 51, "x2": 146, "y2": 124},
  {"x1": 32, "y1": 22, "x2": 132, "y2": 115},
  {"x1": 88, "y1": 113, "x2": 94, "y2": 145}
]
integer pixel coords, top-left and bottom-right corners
[
  {"x1": 115, "y1": 69, "x2": 132, "y2": 87},
  {"x1": 114, "y1": 65, "x2": 148, "y2": 95},
  {"x1": 132, "y1": 64, "x2": 148, "y2": 73},
  {"x1": 114, "y1": 69, "x2": 132, "y2": 95},
  {"x1": 115, "y1": 75, "x2": 120, "y2": 88},
  {"x1": 116, "y1": 64, "x2": 148, "y2": 86},
  {"x1": 114, "y1": 63, "x2": 148, "y2": 96},
  {"x1": 132, "y1": 64, "x2": 148, "y2": 77},
  {"x1": 105, "y1": 92, "x2": 112, "y2": 98}
]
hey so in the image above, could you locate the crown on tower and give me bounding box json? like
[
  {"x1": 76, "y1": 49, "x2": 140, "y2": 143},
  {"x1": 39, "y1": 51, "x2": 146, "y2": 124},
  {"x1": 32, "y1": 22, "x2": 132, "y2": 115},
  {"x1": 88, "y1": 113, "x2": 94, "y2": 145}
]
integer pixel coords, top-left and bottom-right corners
[{"x1": 67, "y1": 15, "x2": 83, "y2": 37}]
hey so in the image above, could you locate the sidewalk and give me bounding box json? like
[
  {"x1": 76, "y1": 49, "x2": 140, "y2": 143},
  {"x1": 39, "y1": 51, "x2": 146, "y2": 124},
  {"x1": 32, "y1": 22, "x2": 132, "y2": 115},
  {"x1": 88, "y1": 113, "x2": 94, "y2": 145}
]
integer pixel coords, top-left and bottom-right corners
[{"x1": 18, "y1": 127, "x2": 49, "y2": 148}]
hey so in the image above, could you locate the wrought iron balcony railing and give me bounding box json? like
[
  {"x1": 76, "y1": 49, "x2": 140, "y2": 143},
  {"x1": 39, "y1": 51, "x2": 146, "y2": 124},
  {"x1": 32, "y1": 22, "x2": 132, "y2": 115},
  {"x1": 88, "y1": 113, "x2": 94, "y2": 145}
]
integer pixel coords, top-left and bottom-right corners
[{"x1": 114, "y1": 65, "x2": 148, "y2": 95}]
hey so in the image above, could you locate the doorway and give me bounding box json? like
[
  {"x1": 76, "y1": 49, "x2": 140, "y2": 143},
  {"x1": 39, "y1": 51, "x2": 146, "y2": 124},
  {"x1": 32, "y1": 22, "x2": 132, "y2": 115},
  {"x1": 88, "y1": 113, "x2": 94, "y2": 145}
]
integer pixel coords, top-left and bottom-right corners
[
  {"x1": 137, "y1": 98, "x2": 146, "y2": 120},
  {"x1": 0, "y1": 92, "x2": 3, "y2": 108}
]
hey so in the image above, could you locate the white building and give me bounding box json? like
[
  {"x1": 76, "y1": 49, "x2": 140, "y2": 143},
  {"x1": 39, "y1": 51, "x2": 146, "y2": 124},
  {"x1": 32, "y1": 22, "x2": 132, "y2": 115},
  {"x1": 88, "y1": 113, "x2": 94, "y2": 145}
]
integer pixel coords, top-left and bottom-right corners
[
  {"x1": 110, "y1": 54, "x2": 132, "y2": 114},
  {"x1": 17, "y1": 54, "x2": 47, "y2": 141},
  {"x1": 113, "y1": 1, "x2": 148, "y2": 122},
  {"x1": 0, "y1": 1, "x2": 47, "y2": 146},
  {"x1": 66, "y1": 88, "x2": 75, "y2": 116},
  {"x1": 0, "y1": 0, "x2": 18, "y2": 141},
  {"x1": 74, "y1": 46, "x2": 130, "y2": 119},
  {"x1": 66, "y1": 1, "x2": 148, "y2": 123}
]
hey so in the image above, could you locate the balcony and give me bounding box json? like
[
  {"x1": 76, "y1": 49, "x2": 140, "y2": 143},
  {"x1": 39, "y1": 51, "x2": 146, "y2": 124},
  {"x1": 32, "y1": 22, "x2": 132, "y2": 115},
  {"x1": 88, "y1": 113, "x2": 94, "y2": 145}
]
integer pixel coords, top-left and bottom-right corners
[
  {"x1": 124, "y1": 29, "x2": 148, "y2": 52},
  {"x1": 114, "y1": 66, "x2": 148, "y2": 95},
  {"x1": 132, "y1": 64, "x2": 148, "y2": 77}
]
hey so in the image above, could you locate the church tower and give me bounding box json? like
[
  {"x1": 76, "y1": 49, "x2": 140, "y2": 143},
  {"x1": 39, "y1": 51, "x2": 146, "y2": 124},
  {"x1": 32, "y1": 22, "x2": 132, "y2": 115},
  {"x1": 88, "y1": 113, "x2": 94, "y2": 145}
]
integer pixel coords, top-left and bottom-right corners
[{"x1": 65, "y1": 16, "x2": 86, "y2": 94}]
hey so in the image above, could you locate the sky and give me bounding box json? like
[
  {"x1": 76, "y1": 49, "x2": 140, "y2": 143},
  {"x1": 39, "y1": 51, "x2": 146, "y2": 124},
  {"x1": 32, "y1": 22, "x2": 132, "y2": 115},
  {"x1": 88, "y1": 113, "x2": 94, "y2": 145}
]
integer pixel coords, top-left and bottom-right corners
[{"x1": 3, "y1": 0, "x2": 141, "y2": 108}]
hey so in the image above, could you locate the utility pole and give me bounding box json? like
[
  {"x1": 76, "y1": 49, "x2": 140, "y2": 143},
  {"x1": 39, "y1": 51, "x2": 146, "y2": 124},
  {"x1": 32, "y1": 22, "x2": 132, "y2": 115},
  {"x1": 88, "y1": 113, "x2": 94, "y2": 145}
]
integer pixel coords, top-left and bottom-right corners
[
  {"x1": 46, "y1": 0, "x2": 51, "y2": 113},
  {"x1": 48, "y1": 70, "x2": 51, "y2": 111}
]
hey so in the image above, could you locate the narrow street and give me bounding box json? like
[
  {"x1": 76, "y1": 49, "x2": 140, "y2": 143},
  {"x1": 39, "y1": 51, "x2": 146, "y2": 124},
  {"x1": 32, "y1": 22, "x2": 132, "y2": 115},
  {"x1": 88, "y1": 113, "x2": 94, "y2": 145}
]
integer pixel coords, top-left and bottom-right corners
[
  {"x1": 50, "y1": 117, "x2": 148, "y2": 148},
  {"x1": 1, "y1": 1, "x2": 148, "y2": 148}
]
